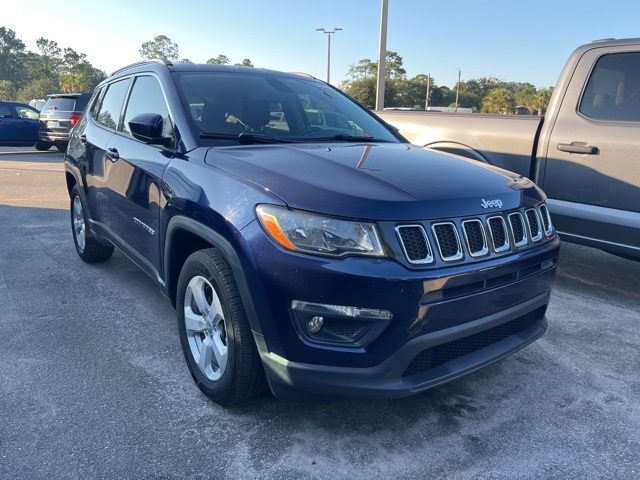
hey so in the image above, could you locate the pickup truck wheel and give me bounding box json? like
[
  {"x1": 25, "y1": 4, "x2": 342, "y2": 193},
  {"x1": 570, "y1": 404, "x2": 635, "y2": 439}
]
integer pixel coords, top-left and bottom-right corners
[
  {"x1": 70, "y1": 185, "x2": 114, "y2": 263},
  {"x1": 35, "y1": 142, "x2": 51, "y2": 151},
  {"x1": 177, "y1": 249, "x2": 266, "y2": 406}
]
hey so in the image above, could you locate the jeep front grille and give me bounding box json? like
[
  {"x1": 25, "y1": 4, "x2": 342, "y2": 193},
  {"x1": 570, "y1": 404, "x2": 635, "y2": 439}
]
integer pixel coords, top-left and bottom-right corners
[
  {"x1": 395, "y1": 225, "x2": 433, "y2": 264},
  {"x1": 395, "y1": 202, "x2": 553, "y2": 265},
  {"x1": 509, "y1": 212, "x2": 528, "y2": 247},
  {"x1": 526, "y1": 208, "x2": 543, "y2": 242},
  {"x1": 487, "y1": 216, "x2": 510, "y2": 252},
  {"x1": 432, "y1": 222, "x2": 463, "y2": 261},
  {"x1": 538, "y1": 204, "x2": 553, "y2": 236},
  {"x1": 462, "y1": 219, "x2": 488, "y2": 257}
]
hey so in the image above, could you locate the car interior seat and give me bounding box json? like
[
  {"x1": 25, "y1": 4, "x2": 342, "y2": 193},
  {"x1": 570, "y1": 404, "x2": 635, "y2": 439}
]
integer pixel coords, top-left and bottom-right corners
[
  {"x1": 200, "y1": 102, "x2": 244, "y2": 134},
  {"x1": 241, "y1": 99, "x2": 271, "y2": 132}
]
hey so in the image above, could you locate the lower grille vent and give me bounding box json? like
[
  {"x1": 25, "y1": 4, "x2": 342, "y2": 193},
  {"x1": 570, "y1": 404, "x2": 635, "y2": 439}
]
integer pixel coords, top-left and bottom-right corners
[{"x1": 401, "y1": 310, "x2": 541, "y2": 378}]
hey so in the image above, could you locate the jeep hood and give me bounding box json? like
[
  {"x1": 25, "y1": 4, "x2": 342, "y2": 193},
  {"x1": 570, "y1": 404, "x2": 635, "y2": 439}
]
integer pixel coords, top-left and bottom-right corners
[{"x1": 204, "y1": 142, "x2": 543, "y2": 220}]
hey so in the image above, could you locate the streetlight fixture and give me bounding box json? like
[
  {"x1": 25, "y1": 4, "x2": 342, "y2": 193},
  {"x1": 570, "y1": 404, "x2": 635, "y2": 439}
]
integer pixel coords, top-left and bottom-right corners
[{"x1": 316, "y1": 27, "x2": 342, "y2": 84}]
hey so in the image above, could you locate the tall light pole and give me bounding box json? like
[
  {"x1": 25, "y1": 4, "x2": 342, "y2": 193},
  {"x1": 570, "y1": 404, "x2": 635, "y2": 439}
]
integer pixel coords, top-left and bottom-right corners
[
  {"x1": 316, "y1": 28, "x2": 342, "y2": 84},
  {"x1": 455, "y1": 68, "x2": 461, "y2": 112},
  {"x1": 375, "y1": 0, "x2": 389, "y2": 110}
]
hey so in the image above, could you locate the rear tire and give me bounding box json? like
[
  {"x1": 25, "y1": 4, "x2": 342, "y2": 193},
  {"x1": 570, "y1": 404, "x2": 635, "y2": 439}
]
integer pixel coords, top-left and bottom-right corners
[
  {"x1": 35, "y1": 142, "x2": 51, "y2": 151},
  {"x1": 177, "y1": 249, "x2": 267, "y2": 406},
  {"x1": 70, "y1": 185, "x2": 114, "y2": 263}
]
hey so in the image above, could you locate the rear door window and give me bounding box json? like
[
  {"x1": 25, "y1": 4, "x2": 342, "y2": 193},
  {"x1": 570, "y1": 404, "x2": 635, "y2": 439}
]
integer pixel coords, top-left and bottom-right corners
[
  {"x1": 0, "y1": 105, "x2": 12, "y2": 118},
  {"x1": 93, "y1": 79, "x2": 131, "y2": 130}
]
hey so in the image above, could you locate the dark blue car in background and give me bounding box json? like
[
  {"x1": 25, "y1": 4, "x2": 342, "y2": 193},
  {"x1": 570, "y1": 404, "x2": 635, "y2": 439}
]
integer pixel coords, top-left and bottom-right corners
[
  {"x1": 0, "y1": 101, "x2": 39, "y2": 146},
  {"x1": 64, "y1": 60, "x2": 560, "y2": 405}
]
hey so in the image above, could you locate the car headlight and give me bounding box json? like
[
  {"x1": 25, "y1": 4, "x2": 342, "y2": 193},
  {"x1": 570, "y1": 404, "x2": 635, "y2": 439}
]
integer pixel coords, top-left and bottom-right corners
[{"x1": 256, "y1": 204, "x2": 385, "y2": 258}]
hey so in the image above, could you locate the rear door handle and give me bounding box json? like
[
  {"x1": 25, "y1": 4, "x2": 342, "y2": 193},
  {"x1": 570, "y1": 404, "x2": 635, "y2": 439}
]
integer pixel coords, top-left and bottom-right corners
[
  {"x1": 557, "y1": 142, "x2": 598, "y2": 155},
  {"x1": 107, "y1": 147, "x2": 119, "y2": 162}
]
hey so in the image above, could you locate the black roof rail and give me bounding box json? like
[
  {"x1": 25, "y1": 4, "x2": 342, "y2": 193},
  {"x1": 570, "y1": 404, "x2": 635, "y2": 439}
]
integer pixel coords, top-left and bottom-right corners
[{"x1": 109, "y1": 58, "x2": 173, "y2": 76}]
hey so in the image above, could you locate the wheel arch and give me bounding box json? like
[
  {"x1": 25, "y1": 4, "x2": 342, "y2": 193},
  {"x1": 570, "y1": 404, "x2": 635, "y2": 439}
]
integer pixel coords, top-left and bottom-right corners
[
  {"x1": 164, "y1": 216, "x2": 265, "y2": 336},
  {"x1": 65, "y1": 170, "x2": 79, "y2": 196}
]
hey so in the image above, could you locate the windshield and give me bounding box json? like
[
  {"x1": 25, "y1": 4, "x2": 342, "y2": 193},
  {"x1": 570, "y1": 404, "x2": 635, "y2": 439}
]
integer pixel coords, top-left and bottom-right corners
[{"x1": 175, "y1": 72, "x2": 401, "y2": 145}]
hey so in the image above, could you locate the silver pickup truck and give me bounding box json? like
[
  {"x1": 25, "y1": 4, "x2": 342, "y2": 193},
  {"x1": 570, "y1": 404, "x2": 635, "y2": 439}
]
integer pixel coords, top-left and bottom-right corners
[{"x1": 377, "y1": 37, "x2": 640, "y2": 260}]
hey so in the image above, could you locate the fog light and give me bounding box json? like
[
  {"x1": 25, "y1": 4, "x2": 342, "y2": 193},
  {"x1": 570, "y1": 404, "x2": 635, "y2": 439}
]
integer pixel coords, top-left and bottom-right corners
[
  {"x1": 290, "y1": 300, "x2": 392, "y2": 347},
  {"x1": 307, "y1": 316, "x2": 324, "y2": 334}
]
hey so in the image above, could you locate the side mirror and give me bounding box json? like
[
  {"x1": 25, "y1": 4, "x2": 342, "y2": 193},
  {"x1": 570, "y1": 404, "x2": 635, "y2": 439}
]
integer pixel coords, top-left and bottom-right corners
[{"x1": 128, "y1": 113, "x2": 171, "y2": 146}]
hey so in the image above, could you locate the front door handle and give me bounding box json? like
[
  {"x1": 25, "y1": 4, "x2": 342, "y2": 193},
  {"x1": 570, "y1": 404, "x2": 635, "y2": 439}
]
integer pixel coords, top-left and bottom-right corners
[
  {"x1": 557, "y1": 142, "x2": 598, "y2": 155},
  {"x1": 107, "y1": 147, "x2": 120, "y2": 162}
]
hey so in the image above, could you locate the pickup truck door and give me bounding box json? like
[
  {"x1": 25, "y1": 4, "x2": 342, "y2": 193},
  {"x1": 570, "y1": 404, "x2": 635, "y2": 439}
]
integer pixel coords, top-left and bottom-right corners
[{"x1": 541, "y1": 47, "x2": 640, "y2": 255}]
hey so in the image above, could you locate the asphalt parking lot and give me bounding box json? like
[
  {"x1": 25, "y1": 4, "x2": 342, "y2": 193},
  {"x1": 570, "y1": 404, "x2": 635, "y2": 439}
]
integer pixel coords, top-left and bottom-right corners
[{"x1": 1, "y1": 147, "x2": 639, "y2": 479}]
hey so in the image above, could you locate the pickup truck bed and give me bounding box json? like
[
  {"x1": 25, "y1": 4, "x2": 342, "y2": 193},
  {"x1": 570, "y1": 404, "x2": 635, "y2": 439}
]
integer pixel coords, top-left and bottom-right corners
[{"x1": 376, "y1": 111, "x2": 543, "y2": 178}]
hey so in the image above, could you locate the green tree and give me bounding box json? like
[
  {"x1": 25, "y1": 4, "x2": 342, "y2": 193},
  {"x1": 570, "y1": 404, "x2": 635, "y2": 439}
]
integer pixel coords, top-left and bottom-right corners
[
  {"x1": 139, "y1": 35, "x2": 179, "y2": 62},
  {"x1": 236, "y1": 58, "x2": 254, "y2": 67},
  {"x1": 0, "y1": 27, "x2": 28, "y2": 88},
  {"x1": 36, "y1": 38, "x2": 62, "y2": 77},
  {"x1": 347, "y1": 58, "x2": 377, "y2": 80},
  {"x1": 532, "y1": 87, "x2": 554, "y2": 115},
  {"x1": 17, "y1": 77, "x2": 60, "y2": 102},
  {"x1": 206, "y1": 55, "x2": 230, "y2": 65},
  {"x1": 0, "y1": 80, "x2": 15, "y2": 99},
  {"x1": 342, "y1": 76, "x2": 398, "y2": 109},
  {"x1": 514, "y1": 85, "x2": 537, "y2": 110},
  {"x1": 482, "y1": 87, "x2": 515, "y2": 114}
]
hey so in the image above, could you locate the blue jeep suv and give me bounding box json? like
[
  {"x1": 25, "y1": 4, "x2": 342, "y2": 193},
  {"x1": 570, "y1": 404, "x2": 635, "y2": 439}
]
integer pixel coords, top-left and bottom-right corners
[{"x1": 64, "y1": 60, "x2": 560, "y2": 405}]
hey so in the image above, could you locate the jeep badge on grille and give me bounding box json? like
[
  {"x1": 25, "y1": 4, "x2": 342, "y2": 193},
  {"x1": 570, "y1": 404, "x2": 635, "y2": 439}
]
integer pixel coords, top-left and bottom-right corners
[{"x1": 481, "y1": 199, "x2": 503, "y2": 209}]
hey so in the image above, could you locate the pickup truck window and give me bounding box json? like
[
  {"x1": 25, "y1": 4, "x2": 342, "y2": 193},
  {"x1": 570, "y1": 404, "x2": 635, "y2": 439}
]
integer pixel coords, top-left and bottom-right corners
[{"x1": 579, "y1": 52, "x2": 640, "y2": 122}]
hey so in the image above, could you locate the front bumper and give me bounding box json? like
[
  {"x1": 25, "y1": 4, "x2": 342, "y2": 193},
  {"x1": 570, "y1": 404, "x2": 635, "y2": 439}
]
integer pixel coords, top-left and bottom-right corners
[
  {"x1": 239, "y1": 221, "x2": 560, "y2": 400},
  {"x1": 257, "y1": 293, "x2": 547, "y2": 400}
]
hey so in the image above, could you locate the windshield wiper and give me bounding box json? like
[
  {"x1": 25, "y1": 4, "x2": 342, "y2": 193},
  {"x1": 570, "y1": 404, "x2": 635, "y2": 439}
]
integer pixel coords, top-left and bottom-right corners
[
  {"x1": 307, "y1": 133, "x2": 392, "y2": 143},
  {"x1": 199, "y1": 132, "x2": 295, "y2": 144}
]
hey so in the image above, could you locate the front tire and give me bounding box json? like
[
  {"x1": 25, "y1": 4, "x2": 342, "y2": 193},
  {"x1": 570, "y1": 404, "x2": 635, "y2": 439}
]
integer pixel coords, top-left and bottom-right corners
[
  {"x1": 70, "y1": 185, "x2": 114, "y2": 263},
  {"x1": 177, "y1": 249, "x2": 266, "y2": 406},
  {"x1": 35, "y1": 142, "x2": 51, "y2": 151}
]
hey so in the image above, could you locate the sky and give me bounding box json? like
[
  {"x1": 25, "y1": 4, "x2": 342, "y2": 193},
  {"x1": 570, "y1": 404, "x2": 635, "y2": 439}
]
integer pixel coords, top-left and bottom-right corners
[{"x1": 3, "y1": 0, "x2": 640, "y2": 90}]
